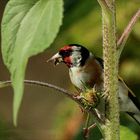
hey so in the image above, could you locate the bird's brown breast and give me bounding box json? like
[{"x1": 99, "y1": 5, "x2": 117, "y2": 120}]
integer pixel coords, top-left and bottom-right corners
[{"x1": 69, "y1": 57, "x2": 103, "y2": 90}]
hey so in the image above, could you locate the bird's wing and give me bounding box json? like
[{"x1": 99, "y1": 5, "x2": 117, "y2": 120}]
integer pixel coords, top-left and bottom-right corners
[
  {"x1": 95, "y1": 57, "x2": 104, "y2": 68},
  {"x1": 95, "y1": 56, "x2": 140, "y2": 111},
  {"x1": 118, "y1": 76, "x2": 135, "y2": 96}
]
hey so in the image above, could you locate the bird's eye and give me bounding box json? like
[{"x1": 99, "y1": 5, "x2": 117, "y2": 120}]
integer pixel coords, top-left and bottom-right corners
[
  {"x1": 64, "y1": 51, "x2": 70, "y2": 56},
  {"x1": 59, "y1": 50, "x2": 70, "y2": 56}
]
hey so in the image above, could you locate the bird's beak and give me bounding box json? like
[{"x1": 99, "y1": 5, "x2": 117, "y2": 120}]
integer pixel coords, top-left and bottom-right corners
[{"x1": 47, "y1": 53, "x2": 63, "y2": 65}]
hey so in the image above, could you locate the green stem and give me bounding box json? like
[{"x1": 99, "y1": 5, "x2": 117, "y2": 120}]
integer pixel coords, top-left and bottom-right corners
[
  {"x1": 85, "y1": 113, "x2": 90, "y2": 129},
  {"x1": 97, "y1": 0, "x2": 120, "y2": 139}
]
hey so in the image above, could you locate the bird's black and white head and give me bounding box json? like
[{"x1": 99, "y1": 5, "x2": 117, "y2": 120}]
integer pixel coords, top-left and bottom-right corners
[{"x1": 48, "y1": 44, "x2": 90, "y2": 68}]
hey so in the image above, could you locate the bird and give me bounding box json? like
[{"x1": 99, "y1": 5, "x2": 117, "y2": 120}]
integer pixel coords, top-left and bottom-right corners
[{"x1": 47, "y1": 44, "x2": 140, "y2": 125}]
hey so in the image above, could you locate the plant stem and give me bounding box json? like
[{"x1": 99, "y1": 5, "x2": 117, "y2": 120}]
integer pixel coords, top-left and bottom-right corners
[
  {"x1": 117, "y1": 9, "x2": 140, "y2": 57},
  {"x1": 97, "y1": 0, "x2": 119, "y2": 139}
]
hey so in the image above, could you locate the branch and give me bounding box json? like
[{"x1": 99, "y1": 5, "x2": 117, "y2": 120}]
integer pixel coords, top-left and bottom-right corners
[
  {"x1": 0, "y1": 80, "x2": 105, "y2": 125},
  {"x1": 117, "y1": 9, "x2": 140, "y2": 56}
]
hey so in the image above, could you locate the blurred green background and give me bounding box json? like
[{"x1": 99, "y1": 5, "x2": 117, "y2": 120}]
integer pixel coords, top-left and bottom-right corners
[{"x1": 0, "y1": 0, "x2": 140, "y2": 140}]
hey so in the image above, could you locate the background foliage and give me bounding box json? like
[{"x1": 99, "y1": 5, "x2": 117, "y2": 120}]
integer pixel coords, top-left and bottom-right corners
[{"x1": 0, "y1": 0, "x2": 140, "y2": 139}]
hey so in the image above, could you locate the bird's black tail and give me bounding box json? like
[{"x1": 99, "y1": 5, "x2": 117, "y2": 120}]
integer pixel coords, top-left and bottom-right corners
[{"x1": 127, "y1": 112, "x2": 140, "y2": 125}]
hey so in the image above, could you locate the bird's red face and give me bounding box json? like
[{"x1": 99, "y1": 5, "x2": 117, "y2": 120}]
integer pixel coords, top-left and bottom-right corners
[
  {"x1": 58, "y1": 45, "x2": 73, "y2": 67},
  {"x1": 47, "y1": 44, "x2": 89, "y2": 68}
]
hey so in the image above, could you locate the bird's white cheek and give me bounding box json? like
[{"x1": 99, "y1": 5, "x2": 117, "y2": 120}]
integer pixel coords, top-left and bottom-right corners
[{"x1": 71, "y1": 52, "x2": 81, "y2": 67}]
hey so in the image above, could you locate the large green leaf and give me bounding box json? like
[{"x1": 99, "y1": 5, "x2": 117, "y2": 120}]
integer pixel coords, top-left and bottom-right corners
[
  {"x1": 1, "y1": 0, "x2": 63, "y2": 126},
  {"x1": 120, "y1": 126, "x2": 138, "y2": 140}
]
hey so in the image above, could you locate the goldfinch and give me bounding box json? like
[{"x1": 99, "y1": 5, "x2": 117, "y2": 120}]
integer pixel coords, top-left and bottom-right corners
[{"x1": 48, "y1": 44, "x2": 140, "y2": 125}]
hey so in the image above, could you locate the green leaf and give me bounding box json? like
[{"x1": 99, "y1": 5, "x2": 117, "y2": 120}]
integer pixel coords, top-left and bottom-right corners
[
  {"x1": 1, "y1": 0, "x2": 63, "y2": 126},
  {"x1": 120, "y1": 126, "x2": 138, "y2": 140}
]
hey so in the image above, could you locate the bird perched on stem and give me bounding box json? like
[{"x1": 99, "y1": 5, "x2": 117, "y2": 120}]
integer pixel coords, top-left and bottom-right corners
[{"x1": 47, "y1": 44, "x2": 140, "y2": 125}]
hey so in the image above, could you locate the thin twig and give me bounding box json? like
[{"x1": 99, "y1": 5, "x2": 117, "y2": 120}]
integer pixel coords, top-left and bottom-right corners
[
  {"x1": 117, "y1": 9, "x2": 140, "y2": 56},
  {"x1": 0, "y1": 80, "x2": 105, "y2": 124},
  {"x1": 83, "y1": 123, "x2": 97, "y2": 140}
]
